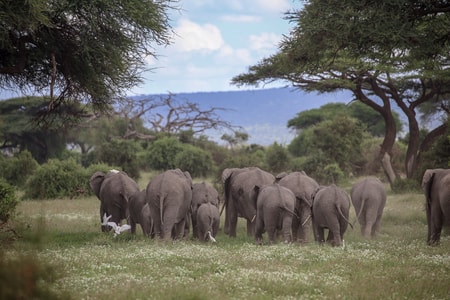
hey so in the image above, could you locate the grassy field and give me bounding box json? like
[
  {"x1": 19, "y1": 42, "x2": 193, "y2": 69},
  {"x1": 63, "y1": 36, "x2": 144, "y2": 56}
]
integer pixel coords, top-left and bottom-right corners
[{"x1": 2, "y1": 180, "x2": 450, "y2": 299}]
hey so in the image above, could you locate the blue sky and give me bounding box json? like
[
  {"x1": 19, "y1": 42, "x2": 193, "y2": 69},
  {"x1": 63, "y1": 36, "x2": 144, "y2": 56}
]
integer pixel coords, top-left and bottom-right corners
[{"x1": 130, "y1": 0, "x2": 302, "y2": 95}]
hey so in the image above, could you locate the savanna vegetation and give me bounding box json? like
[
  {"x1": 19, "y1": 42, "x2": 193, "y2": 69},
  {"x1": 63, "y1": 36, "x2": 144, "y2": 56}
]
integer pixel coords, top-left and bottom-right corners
[
  {"x1": 1, "y1": 0, "x2": 450, "y2": 298},
  {"x1": 1, "y1": 176, "x2": 450, "y2": 300}
]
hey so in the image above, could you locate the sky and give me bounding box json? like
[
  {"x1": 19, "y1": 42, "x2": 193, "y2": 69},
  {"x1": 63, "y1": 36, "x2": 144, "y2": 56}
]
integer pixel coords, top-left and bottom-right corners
[{"x1": 130, "y1": 0, "x2": 302, "y2": 95}]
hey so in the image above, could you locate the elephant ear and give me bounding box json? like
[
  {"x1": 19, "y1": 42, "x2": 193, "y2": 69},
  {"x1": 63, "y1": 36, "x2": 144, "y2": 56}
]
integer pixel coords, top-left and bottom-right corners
[
  {"x1": 275, "y1": 172, "x2": 288, "y2": 183},
  {"x1": 422, "y1": 169, "x2": 435, "y2": 206},
  {"x1": 89, "y1": 171, "x2": 105, "y2": 199},
  {"x1": 183, "y1": 171, "x2": 192, "y2": 184}
]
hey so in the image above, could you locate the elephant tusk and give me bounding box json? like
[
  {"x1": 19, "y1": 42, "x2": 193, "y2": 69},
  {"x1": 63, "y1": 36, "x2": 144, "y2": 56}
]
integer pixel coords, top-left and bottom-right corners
[
  {"x1": 207, "y1": 231, "x2": 216, "y2": 243},
  {"x1": 251, "y1": 215, "x2": 256, "y2": 223},
  {"x1": 301, "y1": 215, "x2": 311, "y2": 227}
]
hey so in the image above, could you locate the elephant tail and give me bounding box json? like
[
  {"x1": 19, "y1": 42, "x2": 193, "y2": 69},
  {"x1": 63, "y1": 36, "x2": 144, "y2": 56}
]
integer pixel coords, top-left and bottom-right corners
[
  {"x1": 353, "y1": 196, "x2": 366, "y2": 228},
  {"x1": 159, "y1": 193, "x2": 167, "y2": 225},
  {"x1": 336, "y1": 204, "x2": 354, "y2": 230}
]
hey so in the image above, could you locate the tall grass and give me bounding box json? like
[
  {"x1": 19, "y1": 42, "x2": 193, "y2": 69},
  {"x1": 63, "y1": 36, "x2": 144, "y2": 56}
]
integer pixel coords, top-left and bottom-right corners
[{"x1": 2, "y1": 191, "x2": 450, "y2": 299}]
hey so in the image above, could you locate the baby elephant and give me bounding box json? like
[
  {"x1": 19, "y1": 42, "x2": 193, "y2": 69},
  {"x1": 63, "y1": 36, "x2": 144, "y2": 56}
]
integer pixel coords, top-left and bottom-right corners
[
  {"x1": 351, "y1": 177, "x2": 386, "y2": 238},
  {"x1": 254, "y1": 184, "x2": 296, "y2": 245},
  {"x1": 196, "y1": 202, "x2": 220, "y2": 242},
  {"x1": 129, "y1": 190, "x2": 153, "y2": 237},
  {"x1": 312, "y1": 184, "x2": 352, "y2": 247}
]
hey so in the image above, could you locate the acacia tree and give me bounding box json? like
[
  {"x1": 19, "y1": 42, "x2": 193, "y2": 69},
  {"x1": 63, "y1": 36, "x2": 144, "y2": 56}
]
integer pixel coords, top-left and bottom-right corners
[
  {"x1": 232, "y1": 0, "x2": 450, "y2": 185},
  {"x1": 0, "y1": 0, "x2": 174, "y2": 112}
]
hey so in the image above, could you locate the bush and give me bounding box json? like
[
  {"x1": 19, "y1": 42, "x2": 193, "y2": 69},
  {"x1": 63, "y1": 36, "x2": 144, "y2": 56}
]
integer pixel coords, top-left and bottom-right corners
[
  {"x1": 0, "y1": 150, "x2": 38, "y2": 187},
  {"x1": 146, "y1": 137, "x2": 184, "y2": 170},
  {"x1": 90, "y1": 139, "x2": 141, "y2": 179},
  {"x1": 174, "y1": 145, "x2": 214, "y2": 177},
  {"x1": 0, "y1": 180, "x2": 17, "y2": 223},
  {"x1": 266, "y1": 142, "x2": 291, "y2": 173},
  {"x1": 23, "y1": 159, "x2": 88, "y2": 199},
  {"x1": 391, "y1": 178, "x2": 422, "y2": 194}
]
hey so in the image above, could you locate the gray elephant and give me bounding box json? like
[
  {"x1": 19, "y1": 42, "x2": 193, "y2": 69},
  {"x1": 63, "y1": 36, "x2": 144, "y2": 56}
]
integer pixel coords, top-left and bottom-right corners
[
  {"x1": 276, "y1": 171, "x2": 319, "y2": 243},
  {"x1": 196, "y1": 202, "x2": 220, "y2": 242},
  {"x1": 422, "y1": 169, "x2": 450, "y2": 246},
  {"x1": 191, "y1": 182, "x2": 220, "y2": 239},
  {"x1": 312, "y1": 184, "x2": 352, "y2": 247},
  {"x1": 254, "y1": 184, "x2": 296, "y2": 245},
  {"x1": 129, "y1": 189, "x2": 153, "y2": 237},
  {"x1": 350, "y1": 177, "x2": 386, "y2": 238},
  {"x1": 222, "y1": 167, "x2": 275, "y2": 238},
  {"x1": 146, "y1": 169, "x2": 192, "y2": 240},
  {"x1": 89, "y1": 170, "x2": 139, "y2": 232}
]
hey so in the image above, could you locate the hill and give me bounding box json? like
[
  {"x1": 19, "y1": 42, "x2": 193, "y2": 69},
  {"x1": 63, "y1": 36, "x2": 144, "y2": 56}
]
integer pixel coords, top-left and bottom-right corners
[{"x1": 137, "y1": 87, "x2": 352, "y2": 145}]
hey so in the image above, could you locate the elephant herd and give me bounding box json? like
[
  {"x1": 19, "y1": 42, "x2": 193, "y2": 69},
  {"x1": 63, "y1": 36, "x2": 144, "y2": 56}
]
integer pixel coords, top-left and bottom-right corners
[{"x1": 89, "y1": 167, "x2": 450, "y2": 246}]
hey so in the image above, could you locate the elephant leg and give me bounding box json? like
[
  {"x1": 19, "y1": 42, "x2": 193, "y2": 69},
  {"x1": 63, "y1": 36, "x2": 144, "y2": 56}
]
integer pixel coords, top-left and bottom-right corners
[
  {"x1": 282, "y1": 216, "x2": 293, "y2": 243},
  {"x1": 100, "y1": 205, "x2": 109, "y2": 232},
  {"x1": 266, "y1": 225, "x2": 277, "y2": 244},
  {"x1": 227, "y1": 201, "x2": 238, "y2": 237},
  {"x1": 173, "y1": 219, "x2": 186, "y2": 240},
  {"x1": 255, "y1": 214, "x2": 264, "y2": 245},
  {"x1": 291, "y1": 216, "x2": 300, "y2": 242},
  {"x1": 247, "y1": 219, "x2": 255, "y2": 237},
  {"x1": 315, "y1": 225, "x2": 325, "y2": 244},
  {"x1": 130, "y1": 219, "x2": 137, "y2": 234},
  {"x1": 428, "y1": 208, "x2": 444, "y2": 245}
]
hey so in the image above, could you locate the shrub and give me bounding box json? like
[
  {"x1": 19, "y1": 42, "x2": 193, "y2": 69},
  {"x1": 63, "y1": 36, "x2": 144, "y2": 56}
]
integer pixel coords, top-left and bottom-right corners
[
  {"x1": 174, "y1": 145, "x2": 214, "y2": 177},
  {"x1": 146, "y1": 137, "x2": 184, "y2": 170},
  {"x1": 0, "y1": 150, "x2": 38, "y2": 187},
  {"x1": 391, "y1": 178, "x2": 422, "y2": 194},
  {"x1": 23, "y1": 159, "x2": 87, "y2": 199},
  {"x1": 91, "y1": 139, "x2": 141, "y2": 179},
  {"x1": 0, "y1": 179, "x2": 17, "y2": 223},
  {"x1": 266, "y1": 142, "x2": 291, "y2": 173}
]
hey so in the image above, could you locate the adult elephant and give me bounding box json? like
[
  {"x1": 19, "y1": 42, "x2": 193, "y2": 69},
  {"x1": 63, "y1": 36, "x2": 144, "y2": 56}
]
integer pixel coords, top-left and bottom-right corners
[
  {"x1": 254, "y1": 184, "x2": 296, "y2": 245},
  {"x1": 350, "y1": 177, "x2": 386, "y2": 238},
  {"x1": 129, "y1": 190, "x2": 153, "y2": 237},
  {"x1": 312, "y1": 184, "x2": 352, "y2": 247},
  {"x1": 222, "y1": 167, "x2": 275, "y2": 238},
  {"x1": 146, "y1": 169, "x2": 193, "y2": 240},
  {"x1": 276, "y1": 171, "x2": 319, "y2": 243},
  {"x1": 191, "y1": 182, "x2": 220, "y2": 239},
  {"x1": 89, "y1": 170, "x2": 139, "y2": 232},
  {"x1": 422, "y1": 169, "x2": 450, "y2": 246}
]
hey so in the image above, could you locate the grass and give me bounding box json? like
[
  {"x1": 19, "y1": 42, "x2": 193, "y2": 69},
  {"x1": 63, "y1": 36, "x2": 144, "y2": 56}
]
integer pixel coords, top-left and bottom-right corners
[{"x1": 2, "y1": 191, "x2": 450, "y2": 299}]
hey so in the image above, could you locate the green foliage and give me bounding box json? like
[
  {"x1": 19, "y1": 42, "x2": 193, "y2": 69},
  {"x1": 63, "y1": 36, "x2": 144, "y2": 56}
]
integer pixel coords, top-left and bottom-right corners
[
  {"x1": 146, "y1": 137, "x2": 185, "y2": 170},
  {"x1": 0, "y1": 179, "x2": 17, "y2": 223},
  {"x1": 391, "y1": 178, "x2": 421, "y2": 194},
  {"x1": 174, "y1": 145, "x2": 214, "y2": 177},
  {"x1": 0, "y1": 0, "x2": 174, "y2": 110},
  {"x1": 0, "y1": 97, "x2": 79, "y2": 163},
  {"x1": 298, "y1": 153, "x2": 345, "y2": 185},
  {"x1": 0, "y1": 150, "x2": 38, "y2": 187},
  {"x1": 265, "y1": 142, "x2": 291, "y2": 173},
  {"x1": 0, "y1": 253, "x2": 61, "y2": 299},
  {"x1": 220, "y1": 145, "x2": 267, "y2": 171},
  {"x1": 91, "y1": 139, "x2": 141, "y2": 179},
  {"x1": 23, "y1": 159, "x2": 88, "y2": 199}
]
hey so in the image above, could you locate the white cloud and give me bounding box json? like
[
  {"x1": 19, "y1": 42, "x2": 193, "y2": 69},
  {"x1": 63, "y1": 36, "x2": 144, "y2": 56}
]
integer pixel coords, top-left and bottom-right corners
[
  {"x1": 221, "y1": 14, "x2": 261, "y2": 23},
  {"x1": 173, "y1": 19, "x2": 225, "y2": 52},
  {"x1": 249, "y1": 32, "x2": 282, "y2": 51},
  {"x1": 254, "y1": 0, "x2": 291, "y2": 13}
]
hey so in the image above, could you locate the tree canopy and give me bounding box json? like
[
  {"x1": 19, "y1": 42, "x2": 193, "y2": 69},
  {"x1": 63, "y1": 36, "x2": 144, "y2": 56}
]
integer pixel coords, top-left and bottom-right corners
[
  {"x1": 232, "y1": 0, "x2": 450, "y2": 184},
  {"x1": 0, "y1": 0, "x2": 175, "y2": 112}
]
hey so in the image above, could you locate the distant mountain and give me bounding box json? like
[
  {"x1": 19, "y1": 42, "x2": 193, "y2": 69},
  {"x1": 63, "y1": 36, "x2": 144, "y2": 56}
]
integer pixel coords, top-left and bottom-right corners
[{"x1": 136, "y1": 87, "x2": 353, "y2": 145}]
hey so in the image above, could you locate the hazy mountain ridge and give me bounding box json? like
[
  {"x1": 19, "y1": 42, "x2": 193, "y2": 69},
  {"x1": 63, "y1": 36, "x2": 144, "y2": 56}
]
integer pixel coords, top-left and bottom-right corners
[{"x1": 138, "y1": 87, "x2": 352, "y2": 145}]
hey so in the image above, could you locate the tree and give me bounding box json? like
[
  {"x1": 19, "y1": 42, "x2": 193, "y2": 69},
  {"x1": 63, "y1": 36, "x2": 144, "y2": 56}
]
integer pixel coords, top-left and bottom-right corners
[
  {"x1": 232, "y1": 0, "x2": 450, "y2": 186},
  {"x1": 0, "y1": 0, "x2": 174, "y2": 112},
  {"x1": 0, "y1": 96, "x2": 83, "y2": 163}
]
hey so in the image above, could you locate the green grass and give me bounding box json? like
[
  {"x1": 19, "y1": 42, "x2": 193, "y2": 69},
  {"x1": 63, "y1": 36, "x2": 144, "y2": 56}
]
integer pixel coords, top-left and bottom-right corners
[{"x1": 2, "y1": 192, "x2": 450, "y2": 299}]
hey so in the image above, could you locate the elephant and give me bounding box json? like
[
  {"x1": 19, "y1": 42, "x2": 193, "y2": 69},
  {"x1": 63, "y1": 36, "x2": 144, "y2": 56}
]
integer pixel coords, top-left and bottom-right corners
[
  {"x1": 422, "y1": 169, "x2": 450, "y2": 246},
  {"x1": 191, "y1": 182, "x2": 220, "y2": 239},
  {"x1": 146, "y1": 169, "x2": 193, "y2": 240},
  {"x1": 89, "y1": 170, "x2": 139, "y2": 232},
  {"x1": 196, "y1": 202, "x2": 220, "y2": 242},
  {"x1": 350, "y1": 177, "x2": 386, "y2": 238},
  {"x1": 222, "y1": 167, "x2": 275, "y2": 238},
  {"x1": 129, "y1": 189, "x2": 153, "y2": 237},
  {"x1": 312, "y1": 184, "x2": 352, "y2": 247},
  {"x1": 275, "y1": 171, "x2": 319, "y2": 243},
  {"x1": 254, "y1": 184, "x2": 296, "y2": 245}
]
